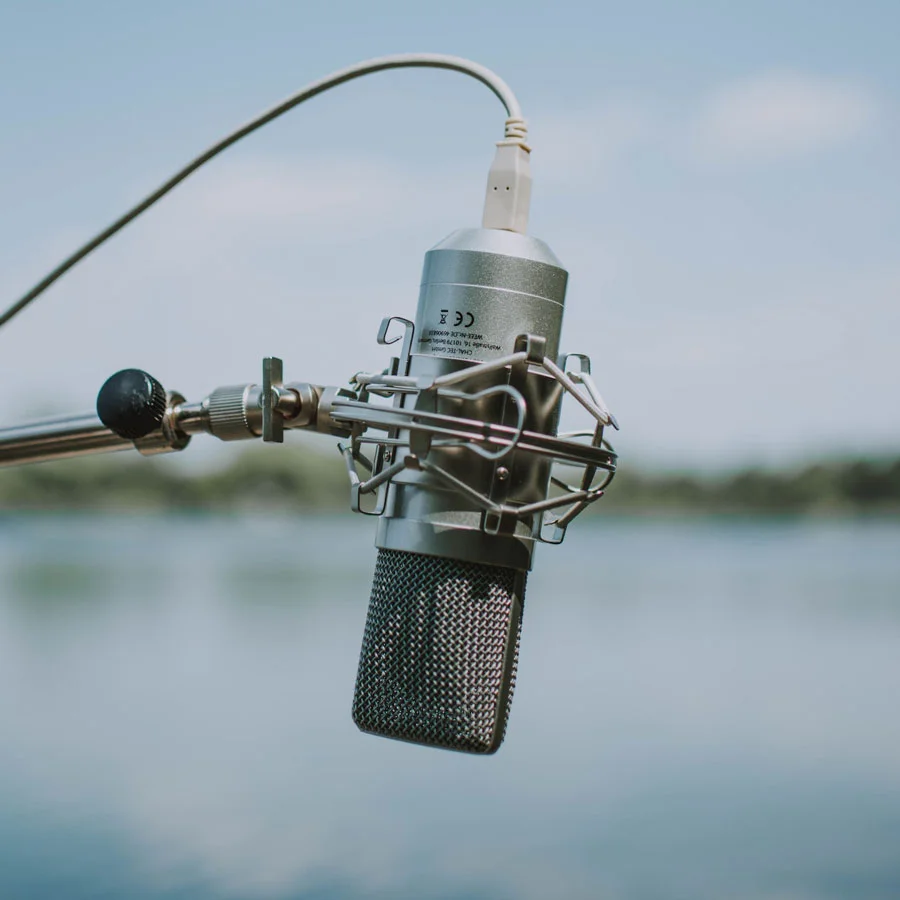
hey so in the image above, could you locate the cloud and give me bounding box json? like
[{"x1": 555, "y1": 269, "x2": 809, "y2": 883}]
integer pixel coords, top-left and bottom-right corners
[
  {"x1": 115, "y1": 153, "x2": 480, "y2": 267},
  {"x1": 533, "y1": 99, "x2": 654, "y2": 187},
  {"x1": 0, "y1": 152, "x2": 481, "y2": 427},
  {"x1": 690, "y1": 71, "x2": 878, "y2": 163}
]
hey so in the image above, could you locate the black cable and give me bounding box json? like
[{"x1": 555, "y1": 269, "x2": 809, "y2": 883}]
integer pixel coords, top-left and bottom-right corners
[{"x1": 0, "y1": 53, "x2": 522, "y2": 331}]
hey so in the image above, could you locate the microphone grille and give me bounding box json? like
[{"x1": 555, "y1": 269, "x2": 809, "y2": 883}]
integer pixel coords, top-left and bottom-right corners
[{"x1": 353, "y1": 549, "x2": 525, "y2": 754}]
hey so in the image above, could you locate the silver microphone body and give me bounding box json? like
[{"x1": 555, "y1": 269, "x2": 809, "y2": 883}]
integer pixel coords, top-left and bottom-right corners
[{"x1": 352, "y1": 228, "x2": 569, "y2": 753}]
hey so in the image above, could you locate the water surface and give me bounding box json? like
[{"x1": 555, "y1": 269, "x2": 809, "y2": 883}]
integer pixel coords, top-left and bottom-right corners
[{"x1": 0, "y1": 515, "x2": 898, "y2": 899}]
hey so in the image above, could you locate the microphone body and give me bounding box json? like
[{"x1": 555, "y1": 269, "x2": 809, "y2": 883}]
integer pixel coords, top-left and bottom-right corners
[{"x1": 352, "y1": 228, "x2": 568, "y2": 753}]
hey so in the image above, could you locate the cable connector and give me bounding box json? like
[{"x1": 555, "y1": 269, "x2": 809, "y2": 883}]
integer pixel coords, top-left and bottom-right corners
[{"x1": 482, "y1": 117, "x2": 532, "y2": 234}]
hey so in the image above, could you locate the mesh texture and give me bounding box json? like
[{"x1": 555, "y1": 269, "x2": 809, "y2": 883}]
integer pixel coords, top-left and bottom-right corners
[{"x1": 352, "y1": 549, "x2": 525, "y2": 754}]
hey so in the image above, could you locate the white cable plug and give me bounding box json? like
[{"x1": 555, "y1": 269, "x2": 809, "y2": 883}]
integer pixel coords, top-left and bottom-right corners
[{"x1": 482, "y1": 117, "x2": 532, "y2": 235}]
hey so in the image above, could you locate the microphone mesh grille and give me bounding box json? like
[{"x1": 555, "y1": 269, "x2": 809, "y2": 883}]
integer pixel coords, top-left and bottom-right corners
[{"x1": 352, "y1": 549, "x2": 525, "y2": 754}]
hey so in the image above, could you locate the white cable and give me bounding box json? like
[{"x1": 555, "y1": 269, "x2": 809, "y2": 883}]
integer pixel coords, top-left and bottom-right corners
[{"x1": 1, "y1": 53, "x2": 527, "y2": 330}]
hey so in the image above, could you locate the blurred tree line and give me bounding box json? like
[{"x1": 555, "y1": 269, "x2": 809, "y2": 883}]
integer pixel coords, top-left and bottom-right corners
[
  {"x1": 598, "y1": 457, "x2": 900, "y2": 515},
  {"x1": 0, "y1": 446, "x2": 349, "y2": 512},
  {"x1": 0, "y1": 445, "x2": 898, "y2": 515}
]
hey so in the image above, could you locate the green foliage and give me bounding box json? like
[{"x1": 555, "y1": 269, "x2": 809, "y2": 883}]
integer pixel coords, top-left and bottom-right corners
[
  {"x1": 0, "y1": 445, "x2": 349, "y2": 512},
  {"x1": 600, "y1": 456, "x2": 900, "y2": 515},
  {"x1": 0, "y1": 446, "x2": 899, "y2": 515}
]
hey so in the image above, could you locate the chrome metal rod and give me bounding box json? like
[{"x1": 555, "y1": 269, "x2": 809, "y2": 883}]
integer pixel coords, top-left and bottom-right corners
[
  {"x1": 171, "y1": 401, "x2": 210, "y2": 435},
  {"x1": 0, "y1": 413, "x2": 131, "y2": 467}
]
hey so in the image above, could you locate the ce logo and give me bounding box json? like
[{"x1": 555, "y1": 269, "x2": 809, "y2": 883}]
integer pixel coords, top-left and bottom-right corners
[{"x1": 454, "y1": 311, "x2": 475, "y2": 328}]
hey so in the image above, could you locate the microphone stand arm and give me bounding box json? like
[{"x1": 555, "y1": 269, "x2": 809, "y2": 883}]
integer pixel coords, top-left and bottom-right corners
[
  {"x1": 0, "y1": 412, "x2": 140, "y2": 467},
  {"x1": 0, "y1": 359, "x2": 345, "y2": 468}
]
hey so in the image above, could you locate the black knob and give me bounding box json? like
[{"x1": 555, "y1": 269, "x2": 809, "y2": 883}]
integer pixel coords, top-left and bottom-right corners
[{"x1": 96, "y1": 369, "x2": 167, "y2": 440}]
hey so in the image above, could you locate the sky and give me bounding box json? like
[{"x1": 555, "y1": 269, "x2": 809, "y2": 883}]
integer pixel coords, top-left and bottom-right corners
[{"x1": 0, "y1": 0, "x2": 897, "y2": 470}]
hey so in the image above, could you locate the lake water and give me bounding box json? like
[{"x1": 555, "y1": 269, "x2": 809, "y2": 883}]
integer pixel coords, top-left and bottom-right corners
[{"x1": 0, "y1": 515, "x2": 898, "y2": 899}]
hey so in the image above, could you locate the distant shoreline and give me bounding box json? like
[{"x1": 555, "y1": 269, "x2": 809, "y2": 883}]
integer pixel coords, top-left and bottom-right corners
[{"x1": 0, "y1": 447, "x2": 897, "y2": 516}]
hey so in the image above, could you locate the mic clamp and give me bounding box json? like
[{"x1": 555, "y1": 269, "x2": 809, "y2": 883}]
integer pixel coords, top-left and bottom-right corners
[{"x1": 332, "y1": 318, "x2": 617, "y2": 546}]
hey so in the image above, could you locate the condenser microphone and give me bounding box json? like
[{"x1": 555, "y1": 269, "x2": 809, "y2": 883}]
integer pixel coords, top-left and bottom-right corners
[
  {"x1": 0, "y1": 52, "x2": 617, "y2": 757},
  {"x1": 352, "y1": 226, "x2": 571, "y2": 753}
]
